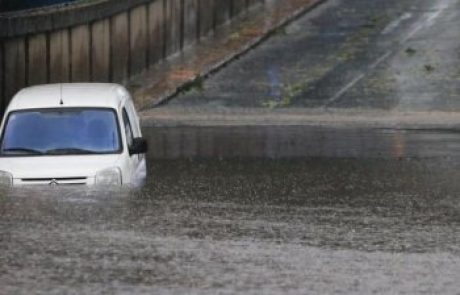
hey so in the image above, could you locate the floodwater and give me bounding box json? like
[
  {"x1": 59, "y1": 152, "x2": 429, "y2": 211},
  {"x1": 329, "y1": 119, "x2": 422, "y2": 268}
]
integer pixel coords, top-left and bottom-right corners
[{"x1": 1, "y1": 126, "x2": 460, "y2": 294}]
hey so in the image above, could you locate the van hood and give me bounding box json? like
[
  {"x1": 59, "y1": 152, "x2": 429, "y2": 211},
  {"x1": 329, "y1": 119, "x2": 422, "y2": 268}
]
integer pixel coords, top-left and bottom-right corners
[{"x1": 0, "y1": 154, "x2": 121, "y2": 179}]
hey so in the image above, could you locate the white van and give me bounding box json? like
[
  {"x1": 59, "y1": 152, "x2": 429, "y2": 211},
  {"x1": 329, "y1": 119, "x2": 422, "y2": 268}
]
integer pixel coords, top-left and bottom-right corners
[{"x1": 0, "y1": 83, "x2": 148, "y2": 187}]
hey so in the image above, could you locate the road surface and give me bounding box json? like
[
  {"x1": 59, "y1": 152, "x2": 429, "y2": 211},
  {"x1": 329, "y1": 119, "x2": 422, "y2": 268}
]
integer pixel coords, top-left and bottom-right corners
[{"x1": 162, "y1": 0, "x2": 460, "y2": 112}]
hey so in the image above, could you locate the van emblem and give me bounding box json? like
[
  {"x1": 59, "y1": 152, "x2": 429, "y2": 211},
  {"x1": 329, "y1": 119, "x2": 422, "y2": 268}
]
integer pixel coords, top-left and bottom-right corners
[{"x1": 49, "y1": 179, "x2": 59, "y2": 186}]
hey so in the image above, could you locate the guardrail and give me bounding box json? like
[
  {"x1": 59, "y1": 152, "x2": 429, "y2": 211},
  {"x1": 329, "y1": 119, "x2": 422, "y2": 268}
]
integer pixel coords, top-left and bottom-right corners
[{"x1": 0, "y1": 0, "x2": 262, "y2": 112}]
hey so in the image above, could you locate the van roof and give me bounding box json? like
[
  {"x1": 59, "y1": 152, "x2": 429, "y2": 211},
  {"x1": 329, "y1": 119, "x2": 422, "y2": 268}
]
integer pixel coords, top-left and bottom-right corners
[{"x1": 6, "y1": 83, "x2": 129, "y2": 112}]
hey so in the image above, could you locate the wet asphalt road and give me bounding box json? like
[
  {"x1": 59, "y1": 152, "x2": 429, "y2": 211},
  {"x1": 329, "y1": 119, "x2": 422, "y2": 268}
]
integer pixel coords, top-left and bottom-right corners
[
  {"x1": 166, "y1": 0, "x2": 460, "y2": 111},
  {"x1": 3, "y1": 0, "x2": 460, "y2": 293}
]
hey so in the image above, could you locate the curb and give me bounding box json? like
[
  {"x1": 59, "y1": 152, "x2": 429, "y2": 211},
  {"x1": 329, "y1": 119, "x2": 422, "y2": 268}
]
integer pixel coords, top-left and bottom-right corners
[{"x1": 148, "y1": 0, "x2": 328, "y2": 109}]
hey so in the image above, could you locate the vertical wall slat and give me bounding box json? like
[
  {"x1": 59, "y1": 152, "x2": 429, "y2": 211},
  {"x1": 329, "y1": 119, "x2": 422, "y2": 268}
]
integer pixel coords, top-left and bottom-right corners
[
  {"x1": 232, "y1": 0, "x2": 246, "y2": 16},
  {"x1": 4, "y1": 38, "x2": 26, "y2": 101},
  {"x1": 199, "y1": 0, "x2": 214, "y2": 37},
  {"x1": 91, "y1": 19, "x2": 110, "y2": 82},
  {"x1": 183, "y1": 0, "x2": 198, "y2": 48},
  {"x1": 147, "y1": 0, "x2": 164, "y2": 65},
  {"x1": 214, "y1": 0, "x2": 231, "y2": 27},
  {"x1": 247, "y1": 0, "x2": 261, "y2": 8},
  {"x1": 129, "y1": 5, "x2": 148, "y2": 76},
  {"x1": 165, "y1": 0, "x2": 182, "y2": 55},
  {"x1": 111, "y1": 12, "x2": 130, "y2": 82},
  {"x1": 70, "y1": 25, "x2": 90, "y2": 82},
  {"x1": 49, "y1": 30, "x2": 70, "y2": 83},
  {"x1": 27, "y1": 34, "x2": 47, "y2": 86},
  {"x1": 0, "y1": 41, "x2": 4, "y2": 110}
]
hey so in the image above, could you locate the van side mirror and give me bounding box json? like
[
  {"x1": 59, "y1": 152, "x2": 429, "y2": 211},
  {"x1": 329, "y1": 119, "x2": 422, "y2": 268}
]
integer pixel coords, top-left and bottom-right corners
[{"x1": 129, "y1": 138, "x2": 148, "y2": 155}]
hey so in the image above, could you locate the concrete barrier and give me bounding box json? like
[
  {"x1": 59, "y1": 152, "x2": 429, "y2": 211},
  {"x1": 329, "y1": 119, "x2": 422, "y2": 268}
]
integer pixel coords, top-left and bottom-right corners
[{"x1": 0, "y1": 0, "x2": 263, "y2": 113}]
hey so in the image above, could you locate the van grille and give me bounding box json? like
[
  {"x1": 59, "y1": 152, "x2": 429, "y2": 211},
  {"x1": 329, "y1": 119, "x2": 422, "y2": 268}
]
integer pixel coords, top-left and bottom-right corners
[{"x1": 19, "y1": 177, "x2": 88, "y2": 185}]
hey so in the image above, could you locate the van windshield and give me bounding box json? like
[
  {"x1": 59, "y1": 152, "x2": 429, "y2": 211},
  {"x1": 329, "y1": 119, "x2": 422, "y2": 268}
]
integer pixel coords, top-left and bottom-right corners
[{"x1": 0, "y1": 108, "x2": 121, "y2": 156}]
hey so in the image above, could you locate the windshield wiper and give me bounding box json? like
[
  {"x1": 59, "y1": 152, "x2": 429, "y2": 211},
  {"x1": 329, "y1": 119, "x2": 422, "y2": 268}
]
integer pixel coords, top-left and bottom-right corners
[
  {"x1": 45, "y1": 148, "x2": 101, "y2": 155},
  {"x1": 2, "y1": 147, "x2": 44, "y2": 155}
]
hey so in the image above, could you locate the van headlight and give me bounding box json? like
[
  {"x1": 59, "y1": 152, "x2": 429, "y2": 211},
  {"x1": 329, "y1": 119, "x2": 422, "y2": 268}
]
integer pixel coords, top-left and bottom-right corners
[
  {"x1": 0, "y1": 170, "x2": 13, "y2": 187},
  {"x1": 96, "y1": 167, "x2": 122, "y2": 186}
]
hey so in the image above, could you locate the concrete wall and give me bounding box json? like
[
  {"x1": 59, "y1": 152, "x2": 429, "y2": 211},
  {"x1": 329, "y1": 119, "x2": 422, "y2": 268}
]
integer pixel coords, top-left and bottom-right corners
[{"x1": 0, "y1": 0, "x2": 263, "y2": 113}]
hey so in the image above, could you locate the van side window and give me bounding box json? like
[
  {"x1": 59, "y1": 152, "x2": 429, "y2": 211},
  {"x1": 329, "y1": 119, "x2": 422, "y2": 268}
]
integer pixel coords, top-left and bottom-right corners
[
  {"x1": 125, "y1": 101, "x2": 140, "y2": 137},
  {"x1": 122, "y1": 108, "x2": 134, "y2": 147}
]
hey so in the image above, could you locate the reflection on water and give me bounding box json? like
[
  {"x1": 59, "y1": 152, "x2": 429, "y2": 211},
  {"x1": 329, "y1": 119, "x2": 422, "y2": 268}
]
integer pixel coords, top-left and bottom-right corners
[{"x1": 144, "y1": 126, "x2": 460, "y2": 159}]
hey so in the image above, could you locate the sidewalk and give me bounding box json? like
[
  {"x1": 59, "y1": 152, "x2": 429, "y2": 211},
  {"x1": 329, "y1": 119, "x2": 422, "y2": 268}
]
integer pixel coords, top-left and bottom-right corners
[
  {"x1": 130, "y1": 0, "x2": 325, "y2": 110},
  {"x1": 141, "y1": 107, "x2": 460, "y2": 130}
]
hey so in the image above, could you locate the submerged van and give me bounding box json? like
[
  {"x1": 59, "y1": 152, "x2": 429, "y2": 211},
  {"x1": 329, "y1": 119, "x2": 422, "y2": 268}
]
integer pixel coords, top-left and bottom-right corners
[{"x1": 0, "y1": 83, "x2": 148, "y2": 187}]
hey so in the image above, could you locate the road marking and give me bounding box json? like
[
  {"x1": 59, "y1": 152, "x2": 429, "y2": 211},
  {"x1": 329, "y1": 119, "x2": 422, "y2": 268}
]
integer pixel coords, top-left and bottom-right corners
[
  {"x1": 402, "y1": 1, "x2": 450, "y2": 43},
  {"x1": 370, "y1": 51, "x2": 392, "y2": 70},
  {"x1": 324, "y1": 0, "x2": 451, "y2": 108},
  {"x1": 382, "y1": 13, "x2": 413, "y2": 35},
  {"x1": 324, "y1": 73, "x2": 365, "y2": 107},
  {"x1": 324, "y1": 50, "x2": 392, "y2": 107}
]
